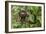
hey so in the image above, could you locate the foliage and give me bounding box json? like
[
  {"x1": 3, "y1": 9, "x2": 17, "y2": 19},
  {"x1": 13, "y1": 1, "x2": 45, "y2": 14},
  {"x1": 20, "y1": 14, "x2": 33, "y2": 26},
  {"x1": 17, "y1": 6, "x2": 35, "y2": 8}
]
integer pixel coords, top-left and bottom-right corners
[{"x1": 11, "y1": 5, "x2": 41, "y2": 28}]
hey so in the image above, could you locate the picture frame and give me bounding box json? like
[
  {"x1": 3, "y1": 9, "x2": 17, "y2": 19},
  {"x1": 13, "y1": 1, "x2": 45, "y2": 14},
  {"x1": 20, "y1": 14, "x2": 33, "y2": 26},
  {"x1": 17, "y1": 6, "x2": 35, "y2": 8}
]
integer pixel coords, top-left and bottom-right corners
[{"x1": 5, "y1": 1, "x2": 45, "y2": 33}]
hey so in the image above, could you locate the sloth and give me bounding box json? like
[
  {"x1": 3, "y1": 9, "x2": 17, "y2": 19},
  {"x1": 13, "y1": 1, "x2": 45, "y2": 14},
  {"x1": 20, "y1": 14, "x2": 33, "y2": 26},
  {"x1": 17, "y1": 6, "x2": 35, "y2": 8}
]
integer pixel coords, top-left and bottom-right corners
[{"x1": 19, "y1": 10, "x2": 29, "y2": 22}]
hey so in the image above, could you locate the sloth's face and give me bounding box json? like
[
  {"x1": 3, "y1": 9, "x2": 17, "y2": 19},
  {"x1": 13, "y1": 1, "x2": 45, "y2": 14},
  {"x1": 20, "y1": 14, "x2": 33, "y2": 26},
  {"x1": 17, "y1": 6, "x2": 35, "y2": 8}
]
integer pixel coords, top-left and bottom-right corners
[{"x1": 19, "y1": 11, "x2": 27, "y2": 18}]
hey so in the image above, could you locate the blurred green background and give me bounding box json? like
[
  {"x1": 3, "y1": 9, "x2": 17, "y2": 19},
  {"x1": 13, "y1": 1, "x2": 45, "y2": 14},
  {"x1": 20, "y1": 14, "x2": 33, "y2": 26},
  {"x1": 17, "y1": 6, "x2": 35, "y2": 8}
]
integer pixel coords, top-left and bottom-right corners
[{"x1": 11, "y1": 5, "x2": 42, "y2": 28}]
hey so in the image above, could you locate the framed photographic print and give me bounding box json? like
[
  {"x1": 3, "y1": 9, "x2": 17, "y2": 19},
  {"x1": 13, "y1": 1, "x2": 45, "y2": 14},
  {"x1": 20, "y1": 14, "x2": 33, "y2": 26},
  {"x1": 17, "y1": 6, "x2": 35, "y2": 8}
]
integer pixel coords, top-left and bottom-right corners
[{"x1": 5, "y1": 1, "x2": 45, "y2": 33}]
